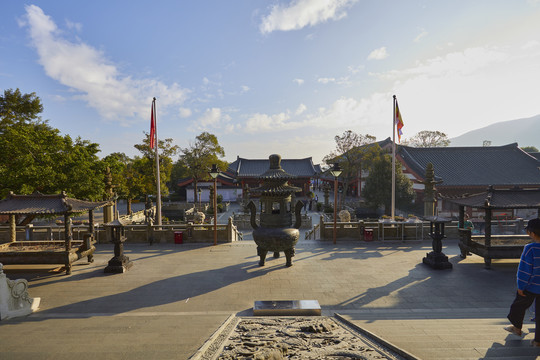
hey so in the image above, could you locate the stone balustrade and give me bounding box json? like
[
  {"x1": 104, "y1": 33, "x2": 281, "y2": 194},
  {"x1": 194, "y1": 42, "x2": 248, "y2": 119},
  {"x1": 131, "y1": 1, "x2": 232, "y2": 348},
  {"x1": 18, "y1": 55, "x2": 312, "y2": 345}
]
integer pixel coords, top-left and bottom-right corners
[{"x1": 0, "y1": 217, "x2": 242, "y2": 244}]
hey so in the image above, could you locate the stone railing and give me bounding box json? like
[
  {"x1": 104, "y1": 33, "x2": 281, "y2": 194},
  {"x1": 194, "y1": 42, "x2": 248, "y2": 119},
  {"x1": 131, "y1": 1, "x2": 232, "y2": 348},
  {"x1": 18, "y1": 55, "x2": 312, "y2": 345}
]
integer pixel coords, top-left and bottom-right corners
[
  {"x1": 304, "y1": 223, "x2": 320, "y2": 240},
  {"x1": 311, "y1": 218, "x2": 474, "y2": 241},
  {"x1": 0, "y1": 217, "x2": 242, "y2": 245},
  {"x1": 314, "y1": 216, "x2": 427, "y2": 241},
  {"x1": 119, "y1": 206, "x2": 154, "y2": 223},
  {"x1": 0, "y1": 224, "x2": 95, "y2": 243}
]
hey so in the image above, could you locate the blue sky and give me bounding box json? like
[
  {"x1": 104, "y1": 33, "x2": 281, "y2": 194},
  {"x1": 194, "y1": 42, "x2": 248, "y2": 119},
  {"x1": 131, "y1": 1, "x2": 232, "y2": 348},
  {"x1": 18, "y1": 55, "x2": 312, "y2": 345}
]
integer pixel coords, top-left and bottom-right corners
[{"x1": 1, "y1": 0, "x2": 540, "y2": 164}]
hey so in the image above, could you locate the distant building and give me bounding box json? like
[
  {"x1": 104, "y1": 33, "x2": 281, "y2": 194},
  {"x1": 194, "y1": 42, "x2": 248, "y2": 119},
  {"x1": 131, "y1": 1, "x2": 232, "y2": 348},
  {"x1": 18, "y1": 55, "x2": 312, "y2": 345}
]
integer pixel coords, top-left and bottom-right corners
[
  {"x1": 178, "y1": 173, "x2": 238, "y2": 202},
  {"x1": 226, "y1": 156, "x2": 320, "y2": 196}
]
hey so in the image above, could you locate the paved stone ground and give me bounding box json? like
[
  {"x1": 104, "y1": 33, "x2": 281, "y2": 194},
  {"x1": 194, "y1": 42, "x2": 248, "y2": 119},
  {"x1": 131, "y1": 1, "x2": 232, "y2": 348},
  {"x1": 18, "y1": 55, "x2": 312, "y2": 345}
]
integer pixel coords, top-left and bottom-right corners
[{"x1": 1, "y1": 237, "x2": 539, "y2": 359}]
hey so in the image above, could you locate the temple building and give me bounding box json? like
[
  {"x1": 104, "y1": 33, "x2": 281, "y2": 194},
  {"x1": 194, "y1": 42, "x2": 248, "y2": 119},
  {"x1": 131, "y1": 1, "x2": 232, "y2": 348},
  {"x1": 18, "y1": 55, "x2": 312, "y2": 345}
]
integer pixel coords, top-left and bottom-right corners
[
  {"x1": 226, "y1": 156, "x2": 320, "y2": 196},
  {"x1": 396, "y1": 143, "x2": 540, "y2": 216}
]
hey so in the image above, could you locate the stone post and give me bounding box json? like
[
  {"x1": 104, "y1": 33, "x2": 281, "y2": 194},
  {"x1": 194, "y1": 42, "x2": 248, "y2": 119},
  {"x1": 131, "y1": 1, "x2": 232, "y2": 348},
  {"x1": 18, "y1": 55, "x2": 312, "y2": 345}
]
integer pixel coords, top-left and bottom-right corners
[
  {"x1": 9, "y1": 215, "x2": 16, "y2": 242},
  {"x1": 323, "y1": 184, "x2": 330, "y2": 207},
  {"x1": 103, "y1": 166, "x2": 114, "y2": 224},
  {"x1": 64, "y1": 216, "x2": 72, "y2": 251},
  {"x1": 422, "y1": 163, "x2": 441, "y2": 217},
  {"x1": 25, "y1": 224, "x2": 34, "y2": 241},
  {"x1": 227, "y1": 216, "x2": 233, "y2": 242},
  {"x1": 320, "y1": 215, "x2": 325, "y2": 240}
]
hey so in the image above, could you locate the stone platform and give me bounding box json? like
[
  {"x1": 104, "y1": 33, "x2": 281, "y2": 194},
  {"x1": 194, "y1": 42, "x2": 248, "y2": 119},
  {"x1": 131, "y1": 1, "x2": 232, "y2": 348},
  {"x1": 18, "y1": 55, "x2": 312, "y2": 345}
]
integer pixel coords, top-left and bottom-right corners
[{"x1": 0, "y1": 240, "x2": 539, "y2": 359}]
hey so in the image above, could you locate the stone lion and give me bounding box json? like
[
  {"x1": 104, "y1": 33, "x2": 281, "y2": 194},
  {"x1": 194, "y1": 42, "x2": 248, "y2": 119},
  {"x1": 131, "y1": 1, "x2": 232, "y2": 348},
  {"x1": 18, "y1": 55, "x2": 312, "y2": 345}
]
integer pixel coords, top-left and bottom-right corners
[
  {"x1": 194, "y1": 211, "x2": 206, "y2": 224},
  {"x1": 338, "y1": 210, "x2": 350, "y2": 222}
]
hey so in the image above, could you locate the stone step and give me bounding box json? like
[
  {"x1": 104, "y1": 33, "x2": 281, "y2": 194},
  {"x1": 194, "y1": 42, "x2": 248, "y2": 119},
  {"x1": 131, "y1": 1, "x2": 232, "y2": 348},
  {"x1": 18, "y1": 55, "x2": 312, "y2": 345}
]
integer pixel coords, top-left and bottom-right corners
[
  {"x1": 339, "y1": 315, "x2": 540, "y2": 360},
  {"x1": 479, "y1": 344, "x2": 540, "y2": 358}
]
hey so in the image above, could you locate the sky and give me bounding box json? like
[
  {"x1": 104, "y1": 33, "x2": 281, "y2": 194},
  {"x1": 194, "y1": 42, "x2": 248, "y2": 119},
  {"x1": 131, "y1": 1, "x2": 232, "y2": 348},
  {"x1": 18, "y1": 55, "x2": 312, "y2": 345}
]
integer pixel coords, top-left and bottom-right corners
[{"x1": 1, "y1": 0, "x2": 540, "y2": 164}]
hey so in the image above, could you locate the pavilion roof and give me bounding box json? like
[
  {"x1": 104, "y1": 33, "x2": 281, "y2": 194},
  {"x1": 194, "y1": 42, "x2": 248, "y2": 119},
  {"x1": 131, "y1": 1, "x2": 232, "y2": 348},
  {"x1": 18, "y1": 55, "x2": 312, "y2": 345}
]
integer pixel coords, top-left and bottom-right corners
[
  {"x1": 228, "y1": 156, "x2": 319, "y2": 178},
  {"x1": 444, "y1": 187, "x2": 540, "y2": 209},
  {"x1": 0, "y1": 192, "x2": 112, "y2": 215}
]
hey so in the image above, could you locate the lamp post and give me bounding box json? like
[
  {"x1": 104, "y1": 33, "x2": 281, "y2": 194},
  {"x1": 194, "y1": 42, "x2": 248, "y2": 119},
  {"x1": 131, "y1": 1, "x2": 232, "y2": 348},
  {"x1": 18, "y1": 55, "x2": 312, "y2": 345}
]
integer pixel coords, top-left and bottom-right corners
[
  {"x1": 209, "y1": 164, "x2": 220, "y2": 246},
  {"x1": 329, "y1": 163, "x2": 342, "y2": 244}
]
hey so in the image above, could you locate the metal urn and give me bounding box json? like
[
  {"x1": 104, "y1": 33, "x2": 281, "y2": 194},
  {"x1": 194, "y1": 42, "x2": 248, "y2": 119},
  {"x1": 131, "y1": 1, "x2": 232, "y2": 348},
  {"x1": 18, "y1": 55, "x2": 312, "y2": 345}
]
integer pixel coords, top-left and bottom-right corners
[{"x1": 248, "y1": 154, "x2": 304, "y2": 267}]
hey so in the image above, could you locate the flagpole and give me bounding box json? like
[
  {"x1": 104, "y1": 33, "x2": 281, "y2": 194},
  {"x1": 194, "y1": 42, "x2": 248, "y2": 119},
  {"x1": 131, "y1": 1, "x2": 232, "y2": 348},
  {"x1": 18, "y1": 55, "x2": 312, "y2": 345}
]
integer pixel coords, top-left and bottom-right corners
[
  {"x1": 391, "y1": 95, "x2": 396, "y2": 220},
  {"x1": 153, "y1": 97, "x2": 162, "y2": 226}
]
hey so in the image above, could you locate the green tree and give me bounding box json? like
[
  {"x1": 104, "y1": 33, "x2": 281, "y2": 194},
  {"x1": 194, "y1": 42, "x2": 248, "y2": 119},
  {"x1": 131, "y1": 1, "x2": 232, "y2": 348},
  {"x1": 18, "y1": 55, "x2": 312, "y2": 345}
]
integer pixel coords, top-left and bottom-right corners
[
  {"x1": 363, "y1": 154, "x2": 414, "y2": 214},
  {"x1": 0, "y1": 89, "x2": 105, "y2": 200},
  {"x1": 102, "y1": 152, "x2": 141, "y2": 213},
  {"x1": 402, "y1": 130, "x2": 450, "y2": 147},
  {"x1": 133, "y1": 132, "x2": 179, "y2": 199},
  {"x1": 521, "y1": 146, "x2": 539, "y2": 153},
  {"x1": 58, "y1": 136, "x2": 105, "y2": 200},
  {"x1": 169, "y1": 161, "x2": 190, "y2": 197},
  {"x1": 323, "y1": 130, "x2": 380, "y2": 198},
  {"x1": 0, "y1": 88, "x2": 43, "y2": 128},
  {"x1": 0, "y1": 121, "x2": 105, "y2": 199},
  {"x1": 179, "y1": 132, "x2": 227, "y2": 203}
]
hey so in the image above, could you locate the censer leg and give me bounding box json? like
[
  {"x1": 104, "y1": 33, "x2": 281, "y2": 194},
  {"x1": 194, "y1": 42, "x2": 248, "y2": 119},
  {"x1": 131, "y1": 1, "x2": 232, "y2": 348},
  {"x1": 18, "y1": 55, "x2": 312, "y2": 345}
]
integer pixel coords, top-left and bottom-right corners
[
  {"x1": 257, "y1": 247, "x2": 268, "y2": 266},
  {"x1": 284, "y1": 248, "x2": 294, "y2": 267},
  {"x1": 273, "y1": 252, "x2": 280, "y2": 258}
]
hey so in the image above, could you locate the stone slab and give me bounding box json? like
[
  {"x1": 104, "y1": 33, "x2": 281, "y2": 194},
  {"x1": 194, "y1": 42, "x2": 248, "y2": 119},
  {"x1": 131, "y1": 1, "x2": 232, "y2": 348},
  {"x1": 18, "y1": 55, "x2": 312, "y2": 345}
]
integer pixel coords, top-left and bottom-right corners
[
  {"x1": 253, "y1": 300, "x2": 321, "y2": 316},
  {"x1": 191, "y1": 316, "x2": 411, "y2": 360}
]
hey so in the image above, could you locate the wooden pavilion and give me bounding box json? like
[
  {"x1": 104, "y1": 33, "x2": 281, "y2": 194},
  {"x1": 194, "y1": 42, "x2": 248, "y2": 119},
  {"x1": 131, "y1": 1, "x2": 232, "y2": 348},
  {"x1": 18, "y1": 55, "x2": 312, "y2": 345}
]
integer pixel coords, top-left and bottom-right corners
[
  {"x1": 448, "y1": 186, "x2": 540, "y2": 268},
  {"x1": 0, "y1": 192, "x2": 111, "y2": 274}
]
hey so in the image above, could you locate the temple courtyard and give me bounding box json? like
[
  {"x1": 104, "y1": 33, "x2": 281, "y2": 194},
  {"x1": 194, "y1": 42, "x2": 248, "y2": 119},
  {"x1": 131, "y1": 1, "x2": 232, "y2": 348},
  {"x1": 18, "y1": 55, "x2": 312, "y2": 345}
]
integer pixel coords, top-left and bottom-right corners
[{"x1": 1, "y1": 235, "x2": 539, "y2": 360}]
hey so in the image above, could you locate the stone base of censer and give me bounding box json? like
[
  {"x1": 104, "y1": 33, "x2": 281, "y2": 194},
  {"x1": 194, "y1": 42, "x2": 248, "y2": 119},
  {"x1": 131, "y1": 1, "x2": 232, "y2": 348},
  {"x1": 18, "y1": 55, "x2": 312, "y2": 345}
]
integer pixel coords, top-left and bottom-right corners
[{"x1": 190, "y1": 315, "x2": 409, "y2": 360}]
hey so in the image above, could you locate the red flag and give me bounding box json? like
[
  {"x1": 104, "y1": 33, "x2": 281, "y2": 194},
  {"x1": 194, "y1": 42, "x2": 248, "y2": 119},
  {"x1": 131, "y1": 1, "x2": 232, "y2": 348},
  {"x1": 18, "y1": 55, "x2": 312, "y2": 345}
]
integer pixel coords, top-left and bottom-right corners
[
  {"x1": 395, "y1": 101, "x2": 404, "y2": 142},
  {"x1": 150, "y1": 99, "x2": 155, "y2": 149}
]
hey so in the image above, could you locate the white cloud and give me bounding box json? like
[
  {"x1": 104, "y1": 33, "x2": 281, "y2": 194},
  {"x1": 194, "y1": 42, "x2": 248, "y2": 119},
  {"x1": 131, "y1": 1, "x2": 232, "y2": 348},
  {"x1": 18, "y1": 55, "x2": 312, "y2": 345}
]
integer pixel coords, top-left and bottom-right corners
[
  {"x1": 318, "y1": 77, "x2": 335, "y2": 84},
  {"x1": 65, "y1": 19, "x2": 82, "y2": 32},
  {"x1": 293, "y1": 78, "x2": 305, "y2": 85},
  {"x1": 523, "y1": 40, "x2": 540, "y2": 50},
  {"x1": 179, "y1": 107, "x2": 192, "y2": 118},
  {"x1": 374, "y1": 47, "x2": 509, "y2": 80},
  {"x1": 318, "y1": 76, "x2": 351, "y2": 85},
  {"x1": 244, "y1": 111, "x2": 309, "y2": 133},
  {"x1": 260, "y1": 0, "x2": 358, "y2": 34},
  {"x1": 347, "y1": 64, "x2": 364, "y2": 74},
  {"x1": 240, "y1": 85, "x2": 250, "y2": 93},
  {"x1": 295, "y1": 103, "x2": 307, "y2": 115},
  {"x1": 21, "y1": 5, "x2": 188, "y2": 125},
  {"x1": 414, "y1": 29, "x2": 428, "y2": 42},
  {"x1": 306, "y1": 93, "x2": 388, "y2": 133},
  {"x1": 367, "y1": 47, "x2": 388, "y2": 60},
  {"x1": 196, "y1": 107, "x2": 229, "y2": 128},
  {"x1": 370, "y1": 44, "x2": 540, "y2": 138}
]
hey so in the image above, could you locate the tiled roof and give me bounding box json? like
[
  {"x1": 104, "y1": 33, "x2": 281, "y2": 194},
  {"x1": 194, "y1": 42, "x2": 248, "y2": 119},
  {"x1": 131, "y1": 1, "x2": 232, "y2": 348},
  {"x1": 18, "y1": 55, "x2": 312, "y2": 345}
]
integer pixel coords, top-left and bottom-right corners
[
  {"x1": 0, "y1": 192, "x2": 111, "y2": 215},
  {"x1": 444, "y1": 187, "x2": 540, "y2": 209},
  {"x1": 398, "y1": 143, "x2": 540, "y2": 187},
  {"x1": 228, "y1": 157, "x2": 318, "y2": 177}
]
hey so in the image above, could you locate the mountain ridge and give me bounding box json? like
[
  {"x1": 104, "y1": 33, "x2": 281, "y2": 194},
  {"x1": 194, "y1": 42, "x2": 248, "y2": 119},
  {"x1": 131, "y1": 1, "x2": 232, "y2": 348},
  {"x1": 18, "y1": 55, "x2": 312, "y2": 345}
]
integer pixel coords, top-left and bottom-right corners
[{"x1": 450, "y1": 114, "x2": 540, "y2": 149}]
